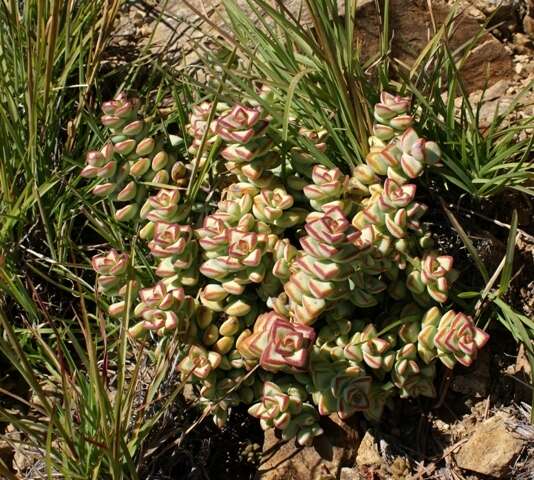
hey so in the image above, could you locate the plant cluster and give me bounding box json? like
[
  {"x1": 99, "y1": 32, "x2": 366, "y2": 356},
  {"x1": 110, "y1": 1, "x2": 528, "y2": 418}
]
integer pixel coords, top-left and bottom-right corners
[{"x1": 84, "y1": 92, "x2": 489, "y2": 446}]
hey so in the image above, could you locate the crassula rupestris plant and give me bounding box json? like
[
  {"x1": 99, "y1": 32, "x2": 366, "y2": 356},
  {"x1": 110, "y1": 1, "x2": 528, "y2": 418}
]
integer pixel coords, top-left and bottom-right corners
[{"x1": 84, "y1": 91, "x2": 489, "y2": 447}]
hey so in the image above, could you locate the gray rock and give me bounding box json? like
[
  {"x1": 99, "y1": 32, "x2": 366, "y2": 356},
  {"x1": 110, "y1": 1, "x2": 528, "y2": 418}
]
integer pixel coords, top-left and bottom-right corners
[
  {"x1": 355, "y1": 431, "x2": 382, "y2": 468},
  {"x1": 454, "y1": 414, "x2": 526, "y2": 478}
]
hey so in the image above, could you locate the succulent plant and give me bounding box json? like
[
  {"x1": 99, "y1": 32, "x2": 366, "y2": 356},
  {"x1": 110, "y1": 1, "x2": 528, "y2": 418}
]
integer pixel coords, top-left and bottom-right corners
[
  {"x1": 284, "y1": 204, "x2": 385, "y2": 323},
  {"x1": 418, "y1": 308, "x2": 490, "y2": 369},
  {"x1": 352, "y1": 178, "x2": 419, "y2": 239},
  {"x1": 272, "y1": 238, "x2": 298, "y2": 282},
  {"x1": 139, "y1": 189, "x2": 191, "y2": 239},
  {"x1": 366, "y1": 129, "x2": 441, "y2": 184},
  {"x1": 310, "y1": 356, "x2": 373, "y2": 420},
  {"x1": 252, "y1": 188, "x2": 307, "y2": 230},
  {"x1": 178, "y1": 344, "x2": 222, "y2": 380},
  {"x1": 216, "y1": 104, "x2": 281, "y2": 188},
  {"x1": 199, "y1": 228, "x2": 271, "y2": 293},
  {"x1": 91, "y1": 249, "x2": 134, "y2": 318},
  {"x1": 236, "y1": 311, "x2": 316, "y2": 372},
  {"x1": 148, "y1": 222, "x2": 199, "y2": 286},
  {"x1": 248, "y1": 381, "x2": 323, "y2": 446},
  {"x1": 82, "y1": 93, "x2": 185, "y2": 222},
  {"x1": 84, "y1": 92, "x2": 491, "y2": 447},
  {"x1": 343, "y1": 324, "x2": 395, "y2": 371},
  {"x1": 91, "y1": 249, "x2": 130, "y2": 296},
  {"x1": 129, "y1": 282, "x2": 195, "y2": 337},
  {"x1": 289, "y1": 128, "x2": 328, "y2": 181},
  {"x1": 391, "y1": 343, "x2": 436, "y2": 398},
  {"x1": 371, "y1": 92, "x2": 412, "y2": 146},
  {"x1": 303, "y1": 165, "x2": 349, "y2": 213},
  {"x1": 407, "y1": 253, "x2": 456, "y2": 303},
  {"x1": 186, "y1": 101, "x2": 229, "y2": 168}
]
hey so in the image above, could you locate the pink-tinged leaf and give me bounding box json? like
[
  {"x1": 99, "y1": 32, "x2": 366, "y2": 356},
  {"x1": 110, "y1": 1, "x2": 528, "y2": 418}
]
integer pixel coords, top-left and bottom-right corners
[
  {"x1": 92, "y1": 183, "x2": 115, "y2": 197},
  {"x1": 274, "y1": 413, "x2": 291, "y2": 429},
  {"x1": 363, "y1": 203, "x2": 382, "y2": 224},
  {"x1": 284, "y1": 279, "x2": 304, "y2": 303},
  {"x1": 303, "y1": 184, "x2": 323, "y2": 200},
  {"x1": 400, "y1": 153, "x2": 423, "y2": 179},
  {"x1": 437, "y1": 256, "x2": 454, "y2": 272},
  {"x1": 406, "y1": 271, "x2": 425, "y2": 294},
  {"x1": 436, "y1": 276, "x2": 448, "y2": 293},
  {"x1": 311, "y1": 260, "x2": 343, "y2": 281},
  {"x1": 362, "y1": 350, "x2": 381, "y2": 369},
  {"x1": 199, "y1": 259, "x2": 228, "y2": 278},
  {"x1": 308, "y1": 278, "x2": 335, "y2": 299},
  {"x1": 248, "y1": 403, "x2": 264, "y2": 418},
  {"x1": 241, "y1": 248, "x2": 262, "y2": 267},
  {"x1": 390, "y1": 115, "x2": 412, "y2": 130},
  {"x1": 344, "y1": 345, "x2": 361, "y2": 361},
  {"x1": 300, "y1": 236, "x2": 338, "y2": 259},
  {"x1": 427, "y1": 283, "x2": 448, "y2": 303},
  {"x1": 474, "y1": 328, "x2": 490, "y2": 348},
  {"x1": 293, "y1": 304, "x2": 318, "y2": 324},
  {"x1": 302, "y1": 295, "x2": 326, "y2": 317},
  {"x1": 366, "y1": 151, "x2": 388, "y2": 175},
  {"x1": 385, "y1": 212, "x2": 406, "y2": 239},
  {"x1": 399, "y1": 128, "x2": 419, "y2": 152},
  {"x1": 375, "y1": 104, "x2": 395, "y2": 119}
]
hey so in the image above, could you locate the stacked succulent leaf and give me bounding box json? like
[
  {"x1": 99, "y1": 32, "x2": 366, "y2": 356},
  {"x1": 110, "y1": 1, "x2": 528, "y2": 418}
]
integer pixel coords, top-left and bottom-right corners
[
  {"x1": 86, "y1": 92, "x2": 489, "y2": 446},
  {"x1": 81, "y1": 93, "x2": 189, "y2": 226}
]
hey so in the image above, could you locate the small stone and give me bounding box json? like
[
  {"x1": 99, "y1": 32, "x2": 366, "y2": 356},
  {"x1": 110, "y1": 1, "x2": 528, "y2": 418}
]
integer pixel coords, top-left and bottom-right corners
[
  {"x1": 258, "y1": 415, "x2": 358, "y2": 480},
  {"x1": 139, "y1": 25, "x2": 153, "y2": 37},
  {"x1": 484, "y1": 79, "x2": 509, "y2": 99},
  {"x1": 130, "y1": 9, "x2": 145, "y2": 26},
  {"x1": 455, "y1": 414, "x2": 526, "y2": 478},
  {"x1": 433, "y1": 419, "x2": 451, "y2": 432},
  {"x1": 356, "y1": 431, "x2": 382, "y2": 467},
  {"x1": 512, "y1": 32, "x2": 534, "y2": 54},
  {"x1": 390, "y1": 456, "x2": 412, "y2": 477},
  {"x1": 524, "y1": 15, "x2": 534, "y2": 38},
  {"x1": 340, "y1": 467, "x2": 358, "y2": 480}
]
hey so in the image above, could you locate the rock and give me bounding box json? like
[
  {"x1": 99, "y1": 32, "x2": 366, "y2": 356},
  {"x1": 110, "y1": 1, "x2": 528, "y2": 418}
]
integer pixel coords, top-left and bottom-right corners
[
  {"x1": 524, "y1": 15, "x2": 534, "y2": 38},
  {"x1": 466, "y1": 0, "x2": 516, "y2": 15},
  {"x1": 154, "y1": 0, "x2": 512, "y2": 93},
  {"x1": 454, "y1": 414, "x2": 526, "y2": 478},
  {"x1": 257, "y1": 415, "x2": 358, "y2": 480},
  {"x1": 513, "y1": 32, "x2": 534, "y2": 53},
  {"x1": 339, "y1": 467, "x2": 358, "y2": 480},
  {"x1": 355, "y1": 431, "x2": 382, "y2": 468},
  {"x1": 459, "y1": 77, "x2": 526, "y2": 129},
  {"x1": 466, "y1": 0, "x2": 518, "y2": 30}
]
